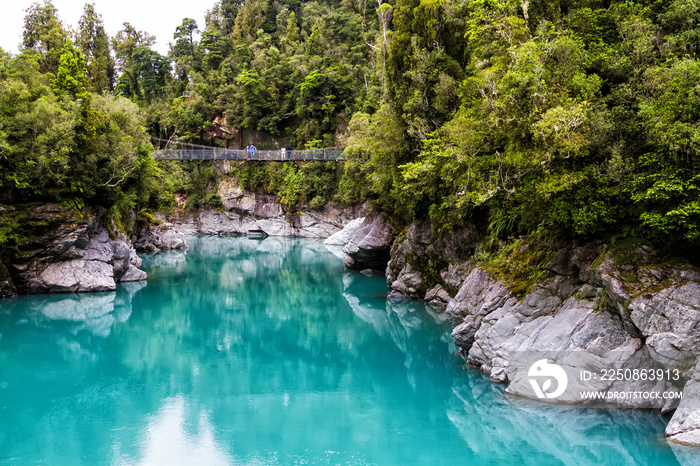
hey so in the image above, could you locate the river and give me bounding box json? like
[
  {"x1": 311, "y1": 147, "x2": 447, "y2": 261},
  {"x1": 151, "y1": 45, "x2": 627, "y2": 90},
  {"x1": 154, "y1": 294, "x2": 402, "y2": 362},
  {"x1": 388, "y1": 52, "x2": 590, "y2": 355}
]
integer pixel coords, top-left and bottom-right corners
[{"x1": 0, "y1": 236, "x2": 694, "y2": 465}]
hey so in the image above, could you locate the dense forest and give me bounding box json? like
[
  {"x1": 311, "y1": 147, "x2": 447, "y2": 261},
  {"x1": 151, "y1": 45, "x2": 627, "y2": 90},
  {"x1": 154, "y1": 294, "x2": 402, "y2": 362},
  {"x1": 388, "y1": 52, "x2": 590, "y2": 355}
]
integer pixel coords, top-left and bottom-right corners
[{"x1": 1, "y1": 0, "x2": 699, "y2": 256}]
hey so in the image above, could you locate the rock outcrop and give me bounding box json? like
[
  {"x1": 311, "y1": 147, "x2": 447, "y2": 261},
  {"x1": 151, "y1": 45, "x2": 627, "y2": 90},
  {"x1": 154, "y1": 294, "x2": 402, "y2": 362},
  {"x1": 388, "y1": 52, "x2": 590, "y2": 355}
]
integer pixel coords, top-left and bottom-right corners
[
  {"x1": 449, "y1": 247, "x2": 699, "y2": 412},
  {"x1": 0, "y1": 262, "x2": 16, "y2": 298},
  {"x1": 133, "y1": 222, "x2": 188, "y2": 252},
  {"x1": 323, "y1": 216, "x2": 366, "y2": 260},
  {"x1": 2, "y1": 204, "x2": 146, "y2": 294},
  {"x1": 324, "y1": 217, "x2": 366, "y2": 246},
  {"x1": 386, "y1": 223, "x2": 477, "y2": 303},
  {"x1": 342, "y1": 213, "x2": 396, "y2": 271},
  {"x1": 666, "y1": 362, "x2": 700, "y2": 445},
  {"x1": 159, "y1": 180, "x2": 366, "y2": 238},
  {"x1": 385, "y1": 227, "x2": 700, "y2": 442}
]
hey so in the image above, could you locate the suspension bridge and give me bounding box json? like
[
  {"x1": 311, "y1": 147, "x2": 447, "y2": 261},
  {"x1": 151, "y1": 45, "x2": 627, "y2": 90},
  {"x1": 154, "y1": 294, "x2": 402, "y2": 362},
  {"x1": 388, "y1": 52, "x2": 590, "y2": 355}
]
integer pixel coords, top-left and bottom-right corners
[{"x1": 151, "y1": 138, "x2": 347, "y2": 162}]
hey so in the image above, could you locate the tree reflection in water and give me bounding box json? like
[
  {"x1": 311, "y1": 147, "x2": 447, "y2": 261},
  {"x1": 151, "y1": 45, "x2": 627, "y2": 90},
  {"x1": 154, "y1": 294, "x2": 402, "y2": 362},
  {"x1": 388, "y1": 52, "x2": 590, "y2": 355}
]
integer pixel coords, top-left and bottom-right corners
[{"x1": 0, "y1": 236, "x2": 690, "y2": 465}]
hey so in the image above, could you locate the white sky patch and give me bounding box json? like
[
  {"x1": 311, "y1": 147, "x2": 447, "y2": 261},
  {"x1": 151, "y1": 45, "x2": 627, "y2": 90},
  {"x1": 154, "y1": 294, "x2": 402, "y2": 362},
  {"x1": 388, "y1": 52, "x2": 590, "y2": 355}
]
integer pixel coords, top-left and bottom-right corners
[{"x1": 1, "y1": 0, "x2": 219, "y2": 56}]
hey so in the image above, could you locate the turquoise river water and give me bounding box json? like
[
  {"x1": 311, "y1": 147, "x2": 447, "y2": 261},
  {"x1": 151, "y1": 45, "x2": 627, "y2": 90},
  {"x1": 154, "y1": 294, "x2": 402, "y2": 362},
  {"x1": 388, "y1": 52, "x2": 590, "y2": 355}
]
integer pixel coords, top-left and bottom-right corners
[{"x1": 0, "y1": 236, "x2": 699, "y2": 465}]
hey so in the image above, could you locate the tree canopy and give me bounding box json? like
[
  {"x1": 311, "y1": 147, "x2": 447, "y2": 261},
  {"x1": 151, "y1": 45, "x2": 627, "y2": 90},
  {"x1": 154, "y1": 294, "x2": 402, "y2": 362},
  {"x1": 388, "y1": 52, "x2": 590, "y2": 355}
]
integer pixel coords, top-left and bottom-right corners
[{"x1": 3, "y1": 0, "x2": 700, "y2": 254}]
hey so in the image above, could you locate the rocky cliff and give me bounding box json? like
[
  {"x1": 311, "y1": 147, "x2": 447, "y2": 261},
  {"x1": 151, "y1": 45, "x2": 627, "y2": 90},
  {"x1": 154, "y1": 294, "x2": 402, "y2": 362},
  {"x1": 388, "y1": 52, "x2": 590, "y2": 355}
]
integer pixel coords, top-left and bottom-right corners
[
  {"x1": 156, "y1": 179, "x2": 367, "y2": 238},
  {"x1": 334, "y1": 218, "x2": 700, "y2": 446},
  {"x1": 0, "y1": 204, "x2": 146, "y2": 297}
]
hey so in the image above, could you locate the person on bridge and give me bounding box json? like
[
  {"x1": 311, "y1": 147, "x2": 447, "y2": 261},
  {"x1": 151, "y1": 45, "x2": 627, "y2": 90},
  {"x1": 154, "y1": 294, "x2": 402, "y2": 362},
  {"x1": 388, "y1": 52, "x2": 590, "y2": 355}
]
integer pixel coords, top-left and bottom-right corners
[
  {"x1": 281, "y1": 147, "x2": 286, "y2": 160},
  {"x1": 250, "y1": 144, "x2": 257, "y2": 159},
  {"x1": 245, "y1": 145, "x2": 250, "y2": 160}
]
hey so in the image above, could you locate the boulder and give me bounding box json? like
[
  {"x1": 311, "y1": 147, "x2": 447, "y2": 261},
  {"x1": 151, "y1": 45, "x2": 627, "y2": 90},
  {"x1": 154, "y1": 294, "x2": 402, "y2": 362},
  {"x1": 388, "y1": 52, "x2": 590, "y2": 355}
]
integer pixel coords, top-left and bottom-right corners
[
  {"x1": 667, "y1": 363, "x2": 700, "y2": 446},
  {"x1": 629, "y1": 280, "x2": 700, "y2": 377},
  {"x1": 133, "y1": 222, "x2": 188, "y2": 252},
  {"x1": 3, "y1": 203, "x2": 147, "y2": 295},
  {"x1": 324, "y1": 217, "x2": 366, "y2": 246},
  {"x1": 342, "y1": 213, "x2": 395, "y2": 271},
  {"x1": 424, "y1": 284, "x2": 451, "y2": 307},
  {"x1": 120, "y1": 264, "x2": 147, "y2": 282},
  {"x1": 32, "y1": 259, "x2": 115, "y2": 293}
]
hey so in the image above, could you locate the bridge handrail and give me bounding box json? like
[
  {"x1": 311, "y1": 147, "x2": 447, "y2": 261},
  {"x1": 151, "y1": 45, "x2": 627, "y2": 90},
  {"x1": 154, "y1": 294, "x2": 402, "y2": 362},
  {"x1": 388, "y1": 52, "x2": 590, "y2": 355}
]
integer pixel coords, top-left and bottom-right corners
[{"x1": 152, "y1": 145, "x2": 347, "y2": 161}]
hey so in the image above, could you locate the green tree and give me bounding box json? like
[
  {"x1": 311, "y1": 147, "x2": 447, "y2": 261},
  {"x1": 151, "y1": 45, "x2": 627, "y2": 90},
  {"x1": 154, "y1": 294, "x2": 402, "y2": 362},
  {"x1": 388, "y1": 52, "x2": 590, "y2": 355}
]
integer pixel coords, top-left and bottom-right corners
[
  {"x1": 205, "y1": 0, "x2": 240, "y2": 36},
  {"x1": 21, "y1": 0, "x2": 67, "y2": 74},
  {"x1": 51, "y1": 40, "x2": 89, "y2": 101},
  {"x1": 113, "y1": 24, "x2": 169, "y2": 103},
  {"x1": 76, "y1": 3, "x2": 114, "y2": 93},
  {"x1": 173, "y1": 18, "x2": 199, "y2": 59}
]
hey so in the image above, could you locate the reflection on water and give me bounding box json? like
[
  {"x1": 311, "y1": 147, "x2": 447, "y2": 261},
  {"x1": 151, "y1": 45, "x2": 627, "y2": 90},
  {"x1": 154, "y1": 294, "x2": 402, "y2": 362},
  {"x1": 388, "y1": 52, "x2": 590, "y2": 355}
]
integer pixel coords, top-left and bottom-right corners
[{"x1": 0, "y1": 236, "x2": 696, "y2": 465}]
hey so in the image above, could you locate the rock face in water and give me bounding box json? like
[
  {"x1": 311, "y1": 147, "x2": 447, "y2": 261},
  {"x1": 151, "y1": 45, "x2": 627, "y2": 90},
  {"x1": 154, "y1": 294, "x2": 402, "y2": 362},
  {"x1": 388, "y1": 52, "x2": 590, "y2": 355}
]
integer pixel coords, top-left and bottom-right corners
[
  {"x1": 133, "y1": 222, "x2": 188, "y2": 252},
  {"x1": 158, "y1": 180, "x2": 366, "y2": 238},
  {"x1": 324, "y1": 217, "x2": 366, "y2": 246},
  {"x1": 386, "y1": 223, "x2": 476, "y2": 302},
  {"x1": 666, "y1": 362, "x2": 700, "y2": 445},
  {"x1": 2, "y1": 204, "x2": 146, "y2": 294},
  {"x1": 0, "y1": 262, "x2": 16, "y2": 298},
  {"x1": 342, "y1": 213, "x2": 396, "y2": 271},
  {"x1": 386, "y1": 226, "x2": 700, "y2": 442}
]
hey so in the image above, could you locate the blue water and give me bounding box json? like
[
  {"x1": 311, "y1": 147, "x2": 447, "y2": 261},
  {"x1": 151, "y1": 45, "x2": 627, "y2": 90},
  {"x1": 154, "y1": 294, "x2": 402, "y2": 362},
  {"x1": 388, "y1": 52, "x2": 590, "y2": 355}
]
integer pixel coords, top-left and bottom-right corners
[{"x1": 0, "y1": 236, "x2": 697, "y2": 465}]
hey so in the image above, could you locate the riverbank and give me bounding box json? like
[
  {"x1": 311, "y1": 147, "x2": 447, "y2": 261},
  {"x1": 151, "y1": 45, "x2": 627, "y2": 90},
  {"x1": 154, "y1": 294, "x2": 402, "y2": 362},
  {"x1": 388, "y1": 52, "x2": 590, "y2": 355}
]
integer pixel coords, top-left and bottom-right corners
[
  {"x1": 0, "y1": 204, "x2": 146, "y2": 298},
  {"x1": 1, "y1": 235, "x2": 688, "y2": 465},
  {"x1": 332, "y1": 214, "x2": 700, "y2": 446},
  {"x1": 153, "y1": 177, "x2": 367, "y2": 238},
  {"x1": 0, "y1": 175, "x2": 366, "y2": 297},
  {"x1": 3, "y1": 196, "x2": 700, "y2": 447}
]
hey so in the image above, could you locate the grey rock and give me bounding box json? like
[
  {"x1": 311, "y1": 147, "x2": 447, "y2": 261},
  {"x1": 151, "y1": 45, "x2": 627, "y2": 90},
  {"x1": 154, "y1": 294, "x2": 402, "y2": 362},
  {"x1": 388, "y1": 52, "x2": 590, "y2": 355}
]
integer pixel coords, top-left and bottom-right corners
[
  {"x1": 447, "y1": 268, "x2": 512, "y2": 348},
  {"x1": 198, "y1": 209, "x2": 251, "y2": 235},
  {"x1": 390, "y1": 263, "x2": 424, "y2": 297},
  {"x1": 324, "y1": 217, "x2": 366, "y2": 246},
  {"x1": 133, "y1": 223, "x2": 188, "y2": 252},
  {"x1": 424, "y1": 284, "x2": 451, "y2": 307},
  {"x1": 120, "y1": 264, "x2": 147, "y2": 282},
  {"x1": 35, "y1": 260, "x2": 116, "y2": 292},
  {"x1": 343, "y1": 213, "x2": 395, "y2": 271},
  {"x1": 161, "y1": 194, "x2": 365, "y2": 238},
  {"x1": 386, "y1": 223, "x2": 477, "y2": 301},
  {"x1": 629, "y1": 281, "x2": 700, "y2": 377},
  {"x1": 667, "y1": 363, "x2": 700, "y2": 446},
  {"x1": 385, "y1": 226, "x2": 700, "y2": 431},
  {"x1": 204, "y1": 178, "x2": 366, "y2": 238},
  {"x1": 441, "y1": 261, "x2": 474, "y2": 291},
  {"x1": 218, "y1": 180, "x2": 281, "y2": 218},
  {"x1": 130, "y1": 247, "x2": 142, "y2": 269},
  {"x1": 0, "y1": 262, "x2": 16, "y2": 298},
  {"x1": 3, "y1": 203, "x2": 147, "y2": 296}
]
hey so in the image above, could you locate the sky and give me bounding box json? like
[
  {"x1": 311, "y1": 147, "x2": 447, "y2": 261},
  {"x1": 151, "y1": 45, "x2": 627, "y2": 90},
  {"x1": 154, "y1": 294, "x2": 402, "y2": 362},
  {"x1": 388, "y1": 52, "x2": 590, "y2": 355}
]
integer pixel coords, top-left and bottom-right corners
[{"x1": 0, "y1": 0, "x2": 220, "y2": 56}]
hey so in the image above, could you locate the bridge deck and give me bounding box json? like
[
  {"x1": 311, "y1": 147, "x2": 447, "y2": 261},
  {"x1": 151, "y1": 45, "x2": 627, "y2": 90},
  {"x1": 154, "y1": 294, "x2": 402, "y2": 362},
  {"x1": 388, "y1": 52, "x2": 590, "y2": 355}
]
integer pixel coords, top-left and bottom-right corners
[{"x1": 154, "y1": 148, "x2": 346, "y2": 161}]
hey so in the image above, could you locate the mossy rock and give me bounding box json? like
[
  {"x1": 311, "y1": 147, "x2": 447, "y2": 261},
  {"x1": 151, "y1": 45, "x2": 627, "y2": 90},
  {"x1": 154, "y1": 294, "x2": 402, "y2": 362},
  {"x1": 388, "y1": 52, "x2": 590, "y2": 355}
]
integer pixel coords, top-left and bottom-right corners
[
  {"x1": 609, "y1": 237, "x2": 656, "y2": 269},
  {"x1": 1, "y1": 203, "x2": 82, "y2": 249},
  {"x1": 475, "y1": 232, "x2": 561, "y2": 299},
  {"x1": 138, "y1": 211, "x2": 163, "y2": 226}
]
